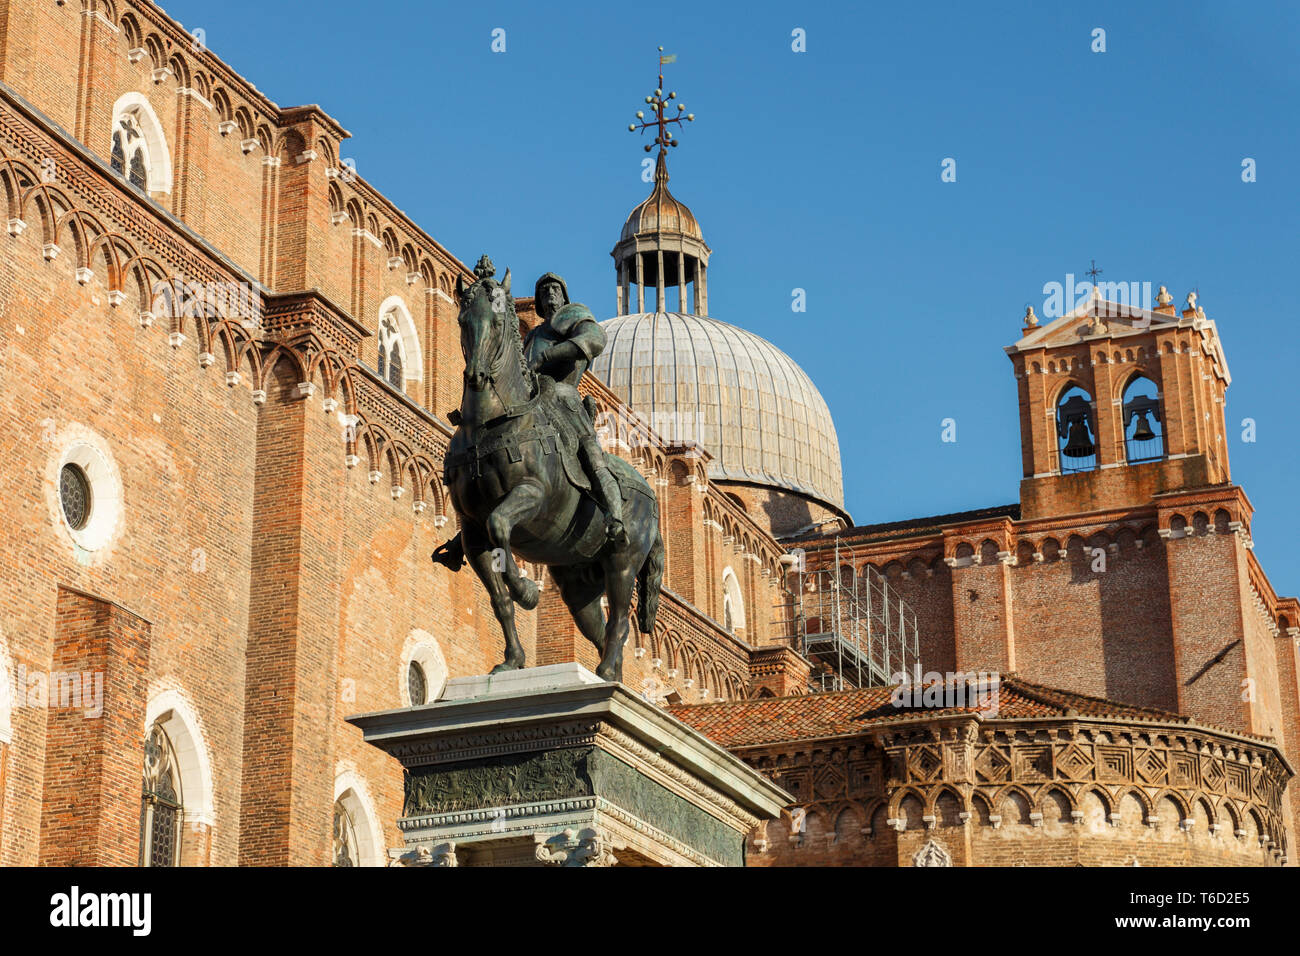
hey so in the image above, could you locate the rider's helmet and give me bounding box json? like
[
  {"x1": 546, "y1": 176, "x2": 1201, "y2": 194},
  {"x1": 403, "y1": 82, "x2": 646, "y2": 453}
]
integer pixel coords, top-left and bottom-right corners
[{"x1": 534, "y1": 272, "x2": 570, "y2": 310}]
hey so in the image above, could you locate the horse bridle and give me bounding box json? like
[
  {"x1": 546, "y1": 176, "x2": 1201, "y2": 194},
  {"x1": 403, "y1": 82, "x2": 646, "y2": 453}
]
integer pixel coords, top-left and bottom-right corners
[{"x1": 463, "y1": 287, "x2": 538, "y2": 420}]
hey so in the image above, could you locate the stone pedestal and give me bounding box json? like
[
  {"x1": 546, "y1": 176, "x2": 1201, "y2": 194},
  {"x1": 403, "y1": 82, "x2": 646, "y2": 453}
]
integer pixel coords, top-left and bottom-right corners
[{"x1": 347, "y1": 663, "x2": 790, "y2": 867}]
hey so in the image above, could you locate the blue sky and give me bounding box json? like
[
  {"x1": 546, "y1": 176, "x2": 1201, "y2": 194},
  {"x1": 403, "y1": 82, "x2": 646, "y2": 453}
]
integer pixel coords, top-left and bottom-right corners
[{"x1": 162, "y1": 0, "x2": 1300, "y2": 589}]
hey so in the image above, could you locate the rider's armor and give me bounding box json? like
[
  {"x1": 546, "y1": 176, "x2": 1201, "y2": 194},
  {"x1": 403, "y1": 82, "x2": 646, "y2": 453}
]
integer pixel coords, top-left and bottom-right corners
[{"x1": 524, "y1": 273, "x2": 627, "y2": 545}]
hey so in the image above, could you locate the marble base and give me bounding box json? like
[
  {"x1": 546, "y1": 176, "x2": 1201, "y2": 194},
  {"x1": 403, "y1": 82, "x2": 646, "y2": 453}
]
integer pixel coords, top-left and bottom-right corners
[{"x1": 347, "y1": 665, "x2": 790, "y2": 867}]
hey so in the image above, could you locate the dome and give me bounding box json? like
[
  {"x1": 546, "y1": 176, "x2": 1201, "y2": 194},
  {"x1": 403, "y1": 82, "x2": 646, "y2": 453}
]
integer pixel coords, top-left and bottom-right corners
[
  {"x1": 619, "y1": 152, "x2": 704, "y2": 243},
  {"x1": 620, "y1": 185, "x2": 702, "y2": 243},
  {"x1": 590, "y1": 311, "x2": 844, "y2": 510}
]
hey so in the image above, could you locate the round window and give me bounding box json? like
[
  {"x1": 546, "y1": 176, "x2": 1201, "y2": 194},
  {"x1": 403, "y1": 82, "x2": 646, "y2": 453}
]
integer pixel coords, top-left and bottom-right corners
[
  {"x1": 407, "y1": 660, "x2": 427, "y2": 706},
  {"x1": 59, "y1": 463, "x2": 92, "y2": 530},
  {"x1": 48, "y1": 434, "x2": 124, "y2": 557}
]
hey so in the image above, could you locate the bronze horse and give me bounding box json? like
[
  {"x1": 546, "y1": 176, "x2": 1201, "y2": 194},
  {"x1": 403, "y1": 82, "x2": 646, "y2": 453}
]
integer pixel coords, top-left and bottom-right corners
[{"x1": 440, "y1": 268, "x2": 663, "y2": 681}]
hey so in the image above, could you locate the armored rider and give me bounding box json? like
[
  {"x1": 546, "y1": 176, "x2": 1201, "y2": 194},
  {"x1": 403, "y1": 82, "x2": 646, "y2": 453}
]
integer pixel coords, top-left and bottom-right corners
[
  {"x1": 432, "y1": 270, "x2": 627, "y2": 573},
  {"x1": 526, "y1": 272, "x2": 627, "y2": 547}
]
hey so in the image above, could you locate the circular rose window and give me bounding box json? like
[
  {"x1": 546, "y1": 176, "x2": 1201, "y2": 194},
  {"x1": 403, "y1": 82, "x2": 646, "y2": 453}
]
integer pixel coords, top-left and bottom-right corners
[
  {"x1": 59, "y1": 463, "x2": 92, "y2": 530},
  {"x1": 50, "y1": 435, "x2": 123, "y2": 555},
  {"x1": 407, "y1": 660, "x2": 427, "y2": 706}
]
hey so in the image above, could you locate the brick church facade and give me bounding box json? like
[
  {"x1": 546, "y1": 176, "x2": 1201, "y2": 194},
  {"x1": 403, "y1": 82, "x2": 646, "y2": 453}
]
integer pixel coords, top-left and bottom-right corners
[{"x1": 0, "y1": 0, "x2": 1293, "y2": 867}]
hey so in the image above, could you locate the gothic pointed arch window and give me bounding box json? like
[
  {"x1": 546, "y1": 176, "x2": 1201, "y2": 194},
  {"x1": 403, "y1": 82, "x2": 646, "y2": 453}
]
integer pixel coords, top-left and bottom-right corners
[
  {"x1": 110, "y1": 133, "x2": 126, "y2": 178},
  {"x1": 140, "y1": 722, "x2": 183, "y2": 867},
  {"x1": 1055, "y1": 385, "x2": 1097, "y2": 474},
  {"x1": 111, "y1": 115, "x2": 148, "y2": 189},
  {"x1": 109, "y1": 93, "x2": 173, "y2": 195},
  {"x1": 333, "y1": 800, "x2": 360, "y2": 867},
  {"x1": 377, "y1": 311, "x2": 404, "y2": 389},
  {"x1": 375, "y1": 297, "x2": 423, "y2": 396},
  {"x1": 333, "y1": 773, "x2": 384, "y2": 866},
  {"x1": 722, "y1": 566, "x2": 746, "y2": 636},
  {"x1": 128, "y1": 147, "x2": 147, "y2": 190},
  {"x1": 1122, "y1": 375, "x2": 1164, "y2": 463}
]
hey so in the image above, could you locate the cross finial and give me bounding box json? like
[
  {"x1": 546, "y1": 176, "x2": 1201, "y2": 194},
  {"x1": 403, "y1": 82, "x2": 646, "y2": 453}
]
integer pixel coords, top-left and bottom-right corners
[
  {"x1": 1086, "y1": 259, "x2": 1103, "y2": 287},
  {"x1": 627, "y1": 47, "x2": 695, "y2": 158}
]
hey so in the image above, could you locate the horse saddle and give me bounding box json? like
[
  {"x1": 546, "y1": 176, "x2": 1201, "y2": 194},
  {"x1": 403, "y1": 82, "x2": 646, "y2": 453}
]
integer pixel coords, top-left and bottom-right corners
[{"x1": 441, "y1": 380, "x2": 593, "y2": 496}]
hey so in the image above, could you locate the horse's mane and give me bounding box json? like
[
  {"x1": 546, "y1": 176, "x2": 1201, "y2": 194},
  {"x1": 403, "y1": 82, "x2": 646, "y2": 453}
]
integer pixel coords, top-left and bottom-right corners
[{"x1": 465, "y1": 277, "x2": 537, "y2": 396}]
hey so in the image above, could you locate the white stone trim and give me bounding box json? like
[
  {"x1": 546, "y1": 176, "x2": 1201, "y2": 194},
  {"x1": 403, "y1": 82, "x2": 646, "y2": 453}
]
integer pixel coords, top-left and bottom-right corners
[
  {"x1": 335, "y1": 768, "x2": 385, "y2": 867},
  {"x1": 721, "y1": 566, "x2": 746, "y2": 633},
  {"x1": 352, "y1": 229, "x2": 384, "y2": 249},
  {"x1": 401, "y1": 629, "x2": 449, "y2": 705},
  {"x1": 110, "y1": 92, "x2": 174, "y2": 195},
  {"x1": 377, "y1": 295, "x2": 423, "y2": 385},
  {"x1": 46, "y1": 425, "x2": 125, "y2": 559},
  {"x1": 146, "y1": 683, "x2": 217, "y2": 828},
  {"x1": 177, "y1": 87, "x2": 214, "y2": 111}
]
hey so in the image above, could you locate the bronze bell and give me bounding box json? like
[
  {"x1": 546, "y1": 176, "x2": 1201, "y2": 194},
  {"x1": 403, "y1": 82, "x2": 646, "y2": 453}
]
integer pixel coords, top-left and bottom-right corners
[
  {"x1": 1062, "y1": 420, "x2": 1096, "y2": 459},
  {"x1": 1131, "y1": 411, "x2": 1157, "y2": 443}
]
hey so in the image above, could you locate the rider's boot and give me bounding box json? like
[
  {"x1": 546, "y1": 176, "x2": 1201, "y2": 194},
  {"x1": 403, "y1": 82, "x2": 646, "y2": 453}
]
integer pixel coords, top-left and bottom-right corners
[{"x1": 592, "y1": 462, "x2": 627, "y2": 547}]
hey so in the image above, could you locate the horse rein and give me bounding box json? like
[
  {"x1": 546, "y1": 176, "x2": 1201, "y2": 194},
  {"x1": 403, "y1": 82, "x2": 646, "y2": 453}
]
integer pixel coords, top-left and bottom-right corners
[{"x1": 462, "y1": 289, "x2": 539, "y2": 421}]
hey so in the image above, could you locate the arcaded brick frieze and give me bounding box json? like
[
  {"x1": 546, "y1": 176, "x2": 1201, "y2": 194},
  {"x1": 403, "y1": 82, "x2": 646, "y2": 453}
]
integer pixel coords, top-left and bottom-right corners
[
  {"x1": 537, "y1": 583, "x2": 756, "y2": 707},
  {"x1": 0, "y1": 86, "x2": 459, "y2": 513},
  {"x1": 737, "y1": 716, "x2": 1290, "y2": 867},
  {"x1": 0, "y1": 85, "x2": 256, "y2": 292},
  {"x1": 0, "y1": 0, "x2": 470, "y2": 301}
]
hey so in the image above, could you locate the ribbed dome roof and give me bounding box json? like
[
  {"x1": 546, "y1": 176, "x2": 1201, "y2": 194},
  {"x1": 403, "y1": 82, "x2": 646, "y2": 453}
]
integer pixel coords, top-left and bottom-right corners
[
  {"x1": 590, "y1": 311, "x2": 844, "y2": 510},
  {"x1": 619, "y1": 152, "x2": 704, "y2": 243}
]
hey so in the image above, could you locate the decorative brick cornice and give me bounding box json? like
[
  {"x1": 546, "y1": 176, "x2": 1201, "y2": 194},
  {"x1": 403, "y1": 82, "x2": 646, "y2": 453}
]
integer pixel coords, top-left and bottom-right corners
[
  {"x1": 738, "y1": 711, "x2": 1290, "y2": 862},
  {"x1": 261, "y1": 288, "x2": 370, "y2": 359}
]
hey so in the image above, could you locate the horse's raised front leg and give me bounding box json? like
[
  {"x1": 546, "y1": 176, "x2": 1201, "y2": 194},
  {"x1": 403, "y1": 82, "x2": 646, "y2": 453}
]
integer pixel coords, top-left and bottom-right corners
[
  {"x1": 465, "y1": 530, "x2": 526, "y2": 674},
  {"x1": 486, "y1": 478, "x2": 545, "y2": 610},
  {"x1": 596, "y1": 563, "x2": 636, "y2": 683}
]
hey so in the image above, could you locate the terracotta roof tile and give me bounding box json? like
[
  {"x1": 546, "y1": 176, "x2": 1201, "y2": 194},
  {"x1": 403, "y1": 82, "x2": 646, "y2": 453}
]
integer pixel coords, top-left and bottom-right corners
[{"x1": 668, "y1": 674, "x2": 1187, "y2": 749}]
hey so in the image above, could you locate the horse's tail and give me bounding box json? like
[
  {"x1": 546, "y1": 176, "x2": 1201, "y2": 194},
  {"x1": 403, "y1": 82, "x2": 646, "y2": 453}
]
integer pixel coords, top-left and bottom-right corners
[{"x1": 637, "y1": 532, "x2": 665, "y2": 635}]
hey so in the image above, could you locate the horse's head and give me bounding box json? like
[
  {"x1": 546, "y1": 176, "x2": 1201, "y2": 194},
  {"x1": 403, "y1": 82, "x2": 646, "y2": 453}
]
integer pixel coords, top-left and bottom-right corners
[{"x1": 457, "y1": 268, "x2": 514, "y2": 392}]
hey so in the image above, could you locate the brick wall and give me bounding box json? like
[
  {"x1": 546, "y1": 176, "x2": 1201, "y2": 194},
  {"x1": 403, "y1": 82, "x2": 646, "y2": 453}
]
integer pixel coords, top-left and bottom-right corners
[{"x1": 39, "y1": 588, "x2": 151, "y2": 865}]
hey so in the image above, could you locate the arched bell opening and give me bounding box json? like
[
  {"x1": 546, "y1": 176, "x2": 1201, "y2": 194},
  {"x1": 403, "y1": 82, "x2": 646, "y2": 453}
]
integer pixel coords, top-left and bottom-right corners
[
  {"x1": 1122, "y1": 375, "x2": 1164, "y2": 464},
  {"x1": 1055, "y1": 385, "x2": 1097, "y2": 474}
]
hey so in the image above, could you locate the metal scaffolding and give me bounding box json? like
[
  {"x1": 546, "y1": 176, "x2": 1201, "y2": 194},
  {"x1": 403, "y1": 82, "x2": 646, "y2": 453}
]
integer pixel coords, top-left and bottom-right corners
[{"x1": 774, "y1": 538, "x2": 922, "y2": 692}]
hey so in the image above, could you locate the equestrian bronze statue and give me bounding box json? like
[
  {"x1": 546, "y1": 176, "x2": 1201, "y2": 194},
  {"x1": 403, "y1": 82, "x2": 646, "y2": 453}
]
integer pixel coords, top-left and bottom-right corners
[{"x1": 431, "y1": 257, "x2": 663, "y2": 682}]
